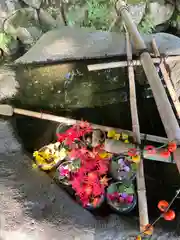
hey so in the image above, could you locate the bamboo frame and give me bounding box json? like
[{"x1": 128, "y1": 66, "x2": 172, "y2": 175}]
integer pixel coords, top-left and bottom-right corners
[
  {"x1": 151, "y1": 38, "x2": 180, "y2": 119},
  {"x1": 87, "y1": 56, "x2": 180, "y2": 71},
  {"x1": 125, "y1": 28, "x2": 149, "y2": 231},
  {"x1": 104, "y1": 139, "x2": 176, "y2": 164},
  {"x1": 10, "y1": 107, "x2": 169, "y2": 143},
  {"x1": 116, "y1": 0, "x2": 180, "y2": 174}
]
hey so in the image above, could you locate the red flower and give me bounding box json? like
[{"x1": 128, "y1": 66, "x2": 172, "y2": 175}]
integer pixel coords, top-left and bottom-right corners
[
  {"x1": 160, "y1": 149, "x2": 171, "y2": 158},
  {"x1": 158, "y1": 200, "x2": 169, "y2": 212},
  {"x1": 92, "y1": 182, "x2": 104, "y2": 196},
  {"x1": 83, "y1": 185, "x2": 93, "y2": 196},
  {"x1": 79, "y1": 121, "x2": 92, "y2": 131},
  {"x1": 87, "y1": 172, "x2": 98, "y2": 182},
  {"x1": 168, "y1": 142, "x2": 177, "y2": 153},
  {"x1": 96, "y1": 161, "x2": 108, "y2": 175},
  {"x1": 128, "y1": 148, "x2": 138, "y2": 157},
  {"x1": 163, "y1": 209, "x2": 176, "y2": 221},
  {"x1": 145, "y1": 145, "x2": 156, "y2": 154}
]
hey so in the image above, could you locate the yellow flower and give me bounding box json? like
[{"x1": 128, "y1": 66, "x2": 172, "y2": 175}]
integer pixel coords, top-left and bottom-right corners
[
  {"x1": 121, "y1": 133, "x2": 128, "y2": 140},
  {"x1": 113, "y1": 133, "x2": 121, "y2": 140},
  {"x1": 124, "y1": 139, "x2": 129, "y2": 143},
  {"x1": 59, "y1": 148, "x2": 67, "y2": 160},
  {"x1": 32, "y1": 163, "x2": 38, "y2": 169},
  {"x1": 107, "y1": 130, "x2": 116, "y2": 138},
  {"x1": 99, "y1": 151, "x2": 112, "y2": 159},
  {"x1": 135, "y1": 236, "x2": 142, "y2": 240},
  {"x1": 132, "y1": 155, "x2": 141, "y2": 163}
]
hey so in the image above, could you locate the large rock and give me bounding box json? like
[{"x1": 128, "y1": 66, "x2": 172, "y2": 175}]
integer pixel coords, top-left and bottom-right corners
[
  {"x1": 0, "y1": 0, "x2": 21, "y2": 29},
  {"x1": 14, "y1": 27, "x2": 180, "y2": 64},
  {"x1": 22, "y1": 0, "x2": 42, "y2": 9},
  {"x1": 148, "y1": 1, "x2": 175, "y2": 26},
  {"x1": 127, "y1": 1, "x2": 146, "y2": 25},
  {"x1": 176, "y1": 1, "x2": 180, "y2": 12}
]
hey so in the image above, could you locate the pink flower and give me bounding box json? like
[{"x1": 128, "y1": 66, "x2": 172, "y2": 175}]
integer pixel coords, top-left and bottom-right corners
[{"x1": 59, "y1": 168, "x2": 69, "y2": 176}]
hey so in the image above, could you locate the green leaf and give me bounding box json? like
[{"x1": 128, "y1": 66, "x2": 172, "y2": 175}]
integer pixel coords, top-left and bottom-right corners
[
  {"x1": 117, "y1": 185, "x2": 125, "y2": 193},
  {"x1": 124, "y1": 186, "x2": 134, "y2": 194},
  {"x1": 108, "y1": 183, "x2": 117, "y2": 193},
  {"x1": 131, "y1": 163, "x2": 137, "y2": 171}
]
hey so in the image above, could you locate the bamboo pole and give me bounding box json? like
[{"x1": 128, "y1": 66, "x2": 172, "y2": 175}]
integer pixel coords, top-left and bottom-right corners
[
  {"x1": 116, "y1": 0, "x2": 180, "y2": 172},
  {"x1": 0, "y1": 105, "x2": 167, "y2": 143},
  {"x1": 125, "y1": 28, "x2": 149, "y2": 232},
  {"x1": 87, "y1": 56, "x2": 180, "y2": 71},
  {"x1": 151, "y1": 38, "x2": 180, "y2": 119},
  {"x1": 104, "y1": 139, "x2": 176, "y2": 164}
]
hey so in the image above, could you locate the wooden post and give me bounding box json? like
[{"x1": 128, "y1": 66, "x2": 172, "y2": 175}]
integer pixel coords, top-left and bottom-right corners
[
  {"x1": 116, "y1": 0, "x2": 180, "y2": 173},
  {"x1": 125, "y1": 28, "x2": 149, "y2": 232},
  {"x1": 151, "y1": 38, "x2": 180, "y2": 119}
]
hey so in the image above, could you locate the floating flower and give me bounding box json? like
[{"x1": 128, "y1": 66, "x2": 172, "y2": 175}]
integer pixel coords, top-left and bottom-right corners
[
  {"x1": 168, "y1": 142, "x2": 177, "y2": 153},
  {"x1": 135, "y1": 236, "x2": 142, "y2": 240},
  {"x1": 32, "y1": 163, "x2": 38, "y2": 169},
  {"x1": 65, "y1": 72, "x2": 71, "y2": 79},
  {"x1": 118, "y1": 158, "x2": 124, "y2": 165},
  {"x1": 121, "y1": 133, "x2": 128, "y2": 140},
  {"x1": 158, "y1": 200, "x2": 169, "y2": 212},
  {"x1": 121, "y1": 192, "x2": 128, "y2": 198},
  {"x1": 160, "y1": 149, "x2": 171, "y2": 158},
  {"x1": 107, "y1": 130, "x2": 116, "y2": 138},
  {"x1": 60, "y1": 168, "x2": 69, "y2": 176},
  {"x1": 163, "y1": 209, "x2": 176, "y2": 221},
  {"x1": 100, "y1": 176, "x2": 110, "y2": 186},
  {"x1": 143, "y1": 224, "x2": 154, "y2": 236},
  {"x1": 132, "y1": 155, "x2": 141, "y2": 163},
  {"x1": 128, "y1": 148, "x2": 138, "y2": 157},
  {"x1": 113, "y1": 133, "x2": 121, "y2": 140},
  {"x1": 98, "y1": 151, "x2": 112, "y2": 159},
  {"x1": 123, "y1": 165, "x2": 130, "y2": 172},
  {"x1": 92, "y1": 197, "x2": 101, "y2": 207},
  {"x1": 124, "y1": 139, "x2": 129, "y2": 143},
  {"x1": 145, "y1": 145, "x2": 156, "y2": 154}
]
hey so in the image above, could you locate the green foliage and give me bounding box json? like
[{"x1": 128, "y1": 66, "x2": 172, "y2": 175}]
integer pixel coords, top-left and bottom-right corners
[
  {"x1": 66, "y1": 0, "x2": 114, "y2": 30},
  {"x1": 0, "y1": 32, "x2": 14, "y2": 52},
  {"x1": 138, "y1": 14, "x2": 155, "y2": 34},
  {"x1": 84, "y1": 0, "x2": 111, "y2": 30}
]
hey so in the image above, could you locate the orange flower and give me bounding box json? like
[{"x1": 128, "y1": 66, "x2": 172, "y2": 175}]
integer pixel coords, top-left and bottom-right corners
[
  {"x1": 158, "y1": 200, "x2": 169, "y2": 212},
  {"x1": 168, "y1": 142, "x2": 177, "y2": 153},
  {"x1": 92, "y1": 197, "x2": 101, "y2": 207},
  {"x1": 100, "y1": 176, "x2": 110, "y2": 186},
  {"x1": 163, "y1": 209, "x2": 176, "y2": 221},
  {"x1": 143, "y1": 224, "x2": 154, "y2": 236}
]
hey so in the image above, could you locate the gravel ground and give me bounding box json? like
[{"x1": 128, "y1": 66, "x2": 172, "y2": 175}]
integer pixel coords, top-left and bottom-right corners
[{"x1": 0, "y1": 119, "x2": 179, "y2": 240}]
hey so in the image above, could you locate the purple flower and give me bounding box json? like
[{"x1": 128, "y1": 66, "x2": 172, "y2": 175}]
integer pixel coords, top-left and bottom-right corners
[
  {"x1": 123, "y1": 165, "x2": 130, "y2": 172},
  {"x1": 65, "y1": 72, "x2": 71, "y2": 79},
  {"x1": 121, "y1": 193, "x2": 128, "y2": 198},
  {"x1": 118, "y1": 158, "x2": 124, "y2": 165}
]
